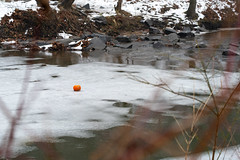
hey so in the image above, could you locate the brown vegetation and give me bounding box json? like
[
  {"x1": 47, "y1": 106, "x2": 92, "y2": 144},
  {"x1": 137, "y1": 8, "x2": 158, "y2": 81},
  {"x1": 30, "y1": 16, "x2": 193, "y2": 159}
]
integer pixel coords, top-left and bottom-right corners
[
  {"x1": 36, "y1": 0, "x2": 51, "y2": 11},
  {"x1": 200, "y1": 6, "x2": 238, "y2": 29},
  {"x1": 0, "y1": 8, "x2": 95, "y2": 41},
  {"x1": 99, "y1": 16, "x2": 147, "y2": 36}
]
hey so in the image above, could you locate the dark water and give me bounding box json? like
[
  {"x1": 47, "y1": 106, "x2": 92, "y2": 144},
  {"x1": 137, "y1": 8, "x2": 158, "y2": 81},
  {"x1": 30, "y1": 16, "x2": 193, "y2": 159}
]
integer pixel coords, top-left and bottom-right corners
[
  {"x1": 13, "y1": 103, "x2": 240, "y2": 160},
  {"x1": 1, "y1": 29, "x2": 239, "y2": 71},
  {"x1": 2, "y1": 31, "x2": 240, "y2": 73},
  {"x1": 1, "y1": 29, "x2": 240, "y2": 160}
]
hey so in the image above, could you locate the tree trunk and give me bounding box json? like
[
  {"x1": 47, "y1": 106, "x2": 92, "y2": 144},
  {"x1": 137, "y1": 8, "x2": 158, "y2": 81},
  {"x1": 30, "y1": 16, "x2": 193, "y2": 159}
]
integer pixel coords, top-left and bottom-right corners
[
  {"x1": 186, "y1": 0, "x2": 197, "y2": 19},
  {"x1": 115, "y1": 0, "x2": 123, "y2": 14},
  {"x1": 35, "y1": 0, "x2": 51, "y2": 11},
  {"x1": 61, "y1": 0, "x2": 75, "y2": 9},
  {"x1": 236, "y1": 0, "x2": 240, "y2": 13}
]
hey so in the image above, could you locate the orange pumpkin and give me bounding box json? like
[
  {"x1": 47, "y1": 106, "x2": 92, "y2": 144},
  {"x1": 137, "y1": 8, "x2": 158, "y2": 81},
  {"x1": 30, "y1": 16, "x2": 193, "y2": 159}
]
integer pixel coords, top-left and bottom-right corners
[{"x1": 73, "y1": 85, "x2": 81, "y2": 91}]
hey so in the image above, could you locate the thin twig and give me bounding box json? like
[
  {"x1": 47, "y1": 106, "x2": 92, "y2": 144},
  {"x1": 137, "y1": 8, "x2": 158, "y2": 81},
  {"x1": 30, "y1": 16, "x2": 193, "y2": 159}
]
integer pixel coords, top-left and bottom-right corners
[
  {"x1": 129, "y1": 75, "x2": 217, "y2": 115},
  {"x1": 4, "y1": 66, "x2": 31, "y2": 158}
]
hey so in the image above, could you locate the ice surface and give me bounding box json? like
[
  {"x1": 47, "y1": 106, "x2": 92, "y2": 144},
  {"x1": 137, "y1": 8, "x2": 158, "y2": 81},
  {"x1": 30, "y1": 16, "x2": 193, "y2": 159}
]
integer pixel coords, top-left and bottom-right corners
[
  {"x1": 0, "y1": 0, "x2": 239, "y2": 158},
  {"x1": 0, "y1": 54, "x2": 239, "y2": 157}
]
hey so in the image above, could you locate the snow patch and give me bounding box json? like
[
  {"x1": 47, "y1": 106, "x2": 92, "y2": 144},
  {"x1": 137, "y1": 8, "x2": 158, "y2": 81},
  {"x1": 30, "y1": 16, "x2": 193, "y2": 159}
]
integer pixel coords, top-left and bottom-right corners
[
  {"x1": 58, "y1": 32, "x2": 72, "y2": 39},
  {"x1": 1, "y1": 40, "x2": 16, "y2": 44},
  {"x1": 39, "y1": 44, "x2": 52, "y2": 50},
  {"x1": 0, "y1": 0, "x2": 237, "y2": 34}
]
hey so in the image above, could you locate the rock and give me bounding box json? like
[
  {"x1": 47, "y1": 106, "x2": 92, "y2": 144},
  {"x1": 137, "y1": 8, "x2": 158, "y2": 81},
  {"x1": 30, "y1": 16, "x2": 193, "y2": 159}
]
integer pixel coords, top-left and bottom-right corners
[
  {"x1": 164, "y1": 27, "x2": 177, "y2": 35},
  {"x1": 145, "y1": 18, "x2": 165, "y2": 28},
  {"x1": 153, "y1": 42, "x2": 164, "y2": 49},
  {"x1": 35, "y1": 41, "x2": 50, "y2": 46},
  {"x1": 71, "y1": 36, "x2": 85, "y2": 40},
  {"x1": 113, "y1": 44, "x2": 133, "y2": 49},
  {"x1": 161, "y1": 33, "x2": 179, "y2": 46},
  {"x1": 82, "y1": 32, "x2": 93, "y2": 38},
  {"x1": 115, "y1": 36, "x2": 132, "y2": 43},
  {"x1": 111, "y1": 39, "x2": 119, "y2": 45},
  {"x1": 222, "y1": 49, "x2": 240, "y2": 56},
  {"x1": 100, "y1": 6, "x2": 104, "y2": 9},
  {"x1": 129, "y1": 35, "x2": 138, "y2": 41},
  {"x1": 145, "y1": 19, "x2": 153, "y2": 27},
  {"x1": 82, "y1": 3, "x2": 90, "y2": 10},
  {"x1": 185, "y1": 49, "x2": 196, "y2": 58},
  {"x1": 183, "y1": 26, "x2": 191, "y2": 32},
  {"x1": 93, "y1": 16, "x2": 107, "y2": 25},
  {"x1": 55, "y1": 39, "x2": 75, "y2": 47},
  {"x1": 174, "y1": 24, "x2": 183, "y2": 30},
  {"x1": 90, "y1": 33, "x2": 112, "y2": 43},
  {"x1": 86, "y1": 37, "x2": 106, "y2": 50},
  {"x1": 149, "y1": 27, "x2": 161, "y2": 35},
  {"x1": 99, "y1": 35, "x2": 112, "y2": 43},
  {"x1": 147, "y1": 35, "x2": 162, "y2": 41},
  {"x1": 195, "y1": 43, "x2": 207, "y2": 48},
  {"x1": 177, "y1": 42, "x2": 194, "y2": 49},
  {"x1": 167, "y1": 33, "x2": 179, "y2": 43},
  {"x1": 152, "y1": 19, "x2": 166, "y2": 28},
  {"x1": 194, "y1": 26, "x2": 207, "y2": 32},
  {"x1": 195, "y1": 30, "x2": 200, "y2": 34},
  {"x1": 178, "y1": 31, "x2": 195, "y2": 38},
  {"x1": 137, "y1": 36, "x2": 149, "y2": 41},
  {"x1": 144, "y1": 37, "x2": 150, "y2": 41}
]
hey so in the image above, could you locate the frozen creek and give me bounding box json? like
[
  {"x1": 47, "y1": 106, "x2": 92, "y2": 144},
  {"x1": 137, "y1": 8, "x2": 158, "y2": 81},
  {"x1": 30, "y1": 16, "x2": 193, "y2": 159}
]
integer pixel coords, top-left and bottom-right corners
[{"x1": 0, "y1": 30, "x2": 239, "y2": 159}]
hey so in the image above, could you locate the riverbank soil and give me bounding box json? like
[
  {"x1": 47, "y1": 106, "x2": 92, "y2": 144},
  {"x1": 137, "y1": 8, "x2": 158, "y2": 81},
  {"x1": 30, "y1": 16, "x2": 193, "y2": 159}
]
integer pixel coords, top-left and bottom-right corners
[
  {"x1": 199, "y1": 6, "x2": 238, "y2": 30},
  {"x1": 0, "y1": 8, "x2": 148, "y2": 41},
  {"x1": 0, "y1": 8, "x2": 95, "y2": 41},
  {"x1": 0, "y1": 3, "x2": 238, "y2": 42}
]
